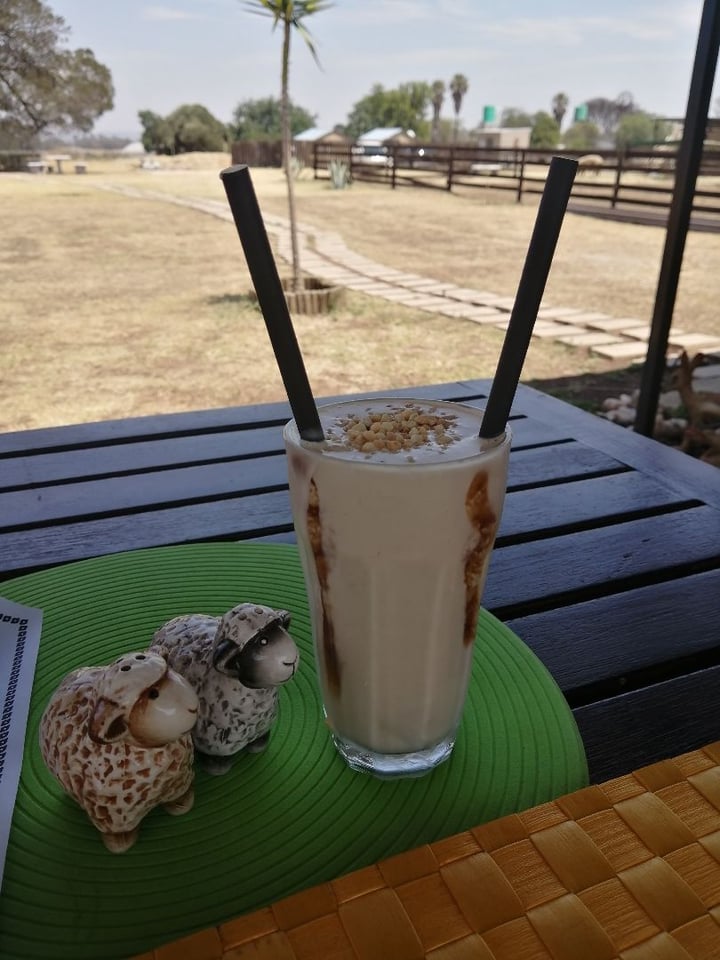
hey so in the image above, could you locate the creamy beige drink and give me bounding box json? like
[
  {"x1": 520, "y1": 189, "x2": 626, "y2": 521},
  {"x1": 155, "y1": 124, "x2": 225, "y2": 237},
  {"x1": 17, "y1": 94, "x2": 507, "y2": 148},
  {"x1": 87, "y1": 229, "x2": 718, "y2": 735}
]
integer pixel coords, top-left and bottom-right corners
[{"x1": 284, "y1": 398, "x2": 510, "y2": 777}]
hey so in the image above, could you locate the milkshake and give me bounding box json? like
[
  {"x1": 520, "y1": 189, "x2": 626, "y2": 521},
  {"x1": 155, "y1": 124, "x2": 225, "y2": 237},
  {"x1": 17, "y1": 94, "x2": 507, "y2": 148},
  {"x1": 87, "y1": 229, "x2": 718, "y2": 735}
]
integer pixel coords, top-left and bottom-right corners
[{"x1": 284, "y1": 398, "x2": 510, "y2": 777}]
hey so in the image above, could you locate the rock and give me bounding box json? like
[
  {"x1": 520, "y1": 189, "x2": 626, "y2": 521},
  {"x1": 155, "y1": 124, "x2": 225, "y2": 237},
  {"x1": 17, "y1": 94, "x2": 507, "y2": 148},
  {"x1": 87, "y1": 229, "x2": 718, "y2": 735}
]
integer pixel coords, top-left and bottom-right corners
[
  {"x1": 659, "y1": 390, "x2": 682, "y2": 412},
  {"x1": 653, "y1": 416, "x2": 687, "y2": 442},
  {"x1": 604, "y1": 406, "x2": 636, "y2": 426}
]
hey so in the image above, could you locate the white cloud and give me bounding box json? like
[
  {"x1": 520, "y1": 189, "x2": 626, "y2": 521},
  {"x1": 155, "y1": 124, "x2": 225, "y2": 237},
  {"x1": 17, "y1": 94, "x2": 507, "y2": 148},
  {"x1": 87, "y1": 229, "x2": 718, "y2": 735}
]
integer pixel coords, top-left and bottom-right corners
[
  {"x1": 484, "y1": 10, "x2": 700, "y2": 45},
  {"x1": 141, "y1": 6, "x2": 203, "y2": 22}
]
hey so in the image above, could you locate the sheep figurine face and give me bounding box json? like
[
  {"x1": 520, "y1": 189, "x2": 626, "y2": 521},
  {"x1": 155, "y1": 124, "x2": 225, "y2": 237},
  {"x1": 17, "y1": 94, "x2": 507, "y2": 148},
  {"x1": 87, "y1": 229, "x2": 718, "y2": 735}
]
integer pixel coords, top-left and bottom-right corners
[
  {"x1": 149, "y1": 603, "x2": 299, "y2": 775},
  {"x1": 39, "y1": 651, "x2": 199, "y2": 853},
  {"x1": 212, "y1": 605, "x2": 298, "y2": 687}
]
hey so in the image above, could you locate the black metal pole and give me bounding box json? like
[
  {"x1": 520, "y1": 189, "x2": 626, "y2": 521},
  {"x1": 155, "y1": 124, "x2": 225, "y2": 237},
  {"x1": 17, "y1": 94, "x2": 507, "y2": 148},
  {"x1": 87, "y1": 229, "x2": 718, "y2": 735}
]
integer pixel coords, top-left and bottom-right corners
[{"x1": 634, "y1": 0, "x2": 720, "y2": 436}]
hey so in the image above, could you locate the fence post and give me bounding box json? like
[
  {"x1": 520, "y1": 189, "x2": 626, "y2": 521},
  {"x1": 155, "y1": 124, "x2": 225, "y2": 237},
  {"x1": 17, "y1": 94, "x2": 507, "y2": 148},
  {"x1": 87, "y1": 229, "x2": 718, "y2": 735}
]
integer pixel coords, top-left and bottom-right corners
[
  {"x1": 516, "y1": 150, "x2": 526, "y2": 202},
  {"x1": 447, "y1": 147, "x2": 454, "y2": 191},
  {"x1": 611, "y1": 151, "x2": 623, "y2": 208},
  {"x1": 391, "y1": 146, "x2": 397, "y2": 189}
]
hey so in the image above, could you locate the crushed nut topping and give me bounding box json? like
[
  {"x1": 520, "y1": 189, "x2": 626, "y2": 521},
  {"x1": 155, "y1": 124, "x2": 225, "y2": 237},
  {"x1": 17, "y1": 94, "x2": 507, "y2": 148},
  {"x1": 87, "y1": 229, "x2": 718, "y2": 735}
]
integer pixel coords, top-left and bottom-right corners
[{"x1": 326, "y1": 405, "x2": 461, "y2": 455}]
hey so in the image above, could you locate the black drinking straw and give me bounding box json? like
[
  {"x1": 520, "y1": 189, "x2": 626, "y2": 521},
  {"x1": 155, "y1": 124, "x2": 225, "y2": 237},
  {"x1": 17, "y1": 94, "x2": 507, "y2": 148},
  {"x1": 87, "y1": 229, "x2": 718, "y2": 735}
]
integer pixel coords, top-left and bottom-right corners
[
  {"x1": 220, "y1": 163, "x2": 324, "y2": 442},
  {"x1": 479, "y1": 156, "x2": 578, "y2": 439}
]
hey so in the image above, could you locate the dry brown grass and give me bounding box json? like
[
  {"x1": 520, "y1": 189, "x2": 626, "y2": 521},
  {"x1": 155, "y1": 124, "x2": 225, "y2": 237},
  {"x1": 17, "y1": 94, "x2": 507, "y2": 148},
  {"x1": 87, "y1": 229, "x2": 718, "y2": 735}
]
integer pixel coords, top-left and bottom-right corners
[{"x1": 1, "y1": 154, "x2": 718, "y2": 432}]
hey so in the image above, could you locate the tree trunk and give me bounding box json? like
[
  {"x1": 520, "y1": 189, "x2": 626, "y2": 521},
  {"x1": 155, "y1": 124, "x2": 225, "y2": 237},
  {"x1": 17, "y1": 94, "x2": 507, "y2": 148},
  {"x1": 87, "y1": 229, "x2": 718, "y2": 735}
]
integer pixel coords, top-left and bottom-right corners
[{"x1": 281, "y1": 20, "x2": 302, "y2": 292}]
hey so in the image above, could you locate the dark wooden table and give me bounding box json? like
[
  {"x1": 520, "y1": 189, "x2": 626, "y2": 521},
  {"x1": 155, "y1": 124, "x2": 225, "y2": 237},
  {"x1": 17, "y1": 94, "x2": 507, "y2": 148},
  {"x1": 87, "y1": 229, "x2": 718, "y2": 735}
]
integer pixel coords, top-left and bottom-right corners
[{"x1": 2, "y1": 379, "x2": 719, "y2": 784}]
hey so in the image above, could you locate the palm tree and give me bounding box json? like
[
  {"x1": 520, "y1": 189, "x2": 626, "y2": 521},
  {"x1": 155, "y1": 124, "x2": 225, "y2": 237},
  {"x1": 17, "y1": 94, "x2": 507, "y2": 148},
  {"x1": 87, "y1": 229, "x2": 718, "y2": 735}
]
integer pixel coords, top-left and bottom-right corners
[
  {"x1": 431, "y1": 80, "x2": 445, "y2": 143},
  {"x1": 243, "y1": 1, "x2": 331, "y2": 292},
  {"x1": 551, "y1": 92, "x2": 569, "y2": 129},
  {"x1": 449, "y1": 73, "x2": 468, "y2": 142}
]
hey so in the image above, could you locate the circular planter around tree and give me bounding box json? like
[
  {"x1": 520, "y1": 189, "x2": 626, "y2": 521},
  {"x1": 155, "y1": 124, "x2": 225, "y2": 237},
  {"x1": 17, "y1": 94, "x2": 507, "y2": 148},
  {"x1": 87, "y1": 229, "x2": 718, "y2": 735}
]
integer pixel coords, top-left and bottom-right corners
[{"x1": 281, "y1": 276, "x2": 344, "y2": 315}]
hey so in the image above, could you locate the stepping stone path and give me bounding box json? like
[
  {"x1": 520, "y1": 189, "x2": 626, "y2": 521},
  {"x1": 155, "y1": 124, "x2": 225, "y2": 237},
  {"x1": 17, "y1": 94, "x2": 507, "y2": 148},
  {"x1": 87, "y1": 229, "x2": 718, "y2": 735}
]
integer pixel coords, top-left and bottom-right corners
[{"x1": 99, "y1": 183, "x2": 720, "y2": 368}]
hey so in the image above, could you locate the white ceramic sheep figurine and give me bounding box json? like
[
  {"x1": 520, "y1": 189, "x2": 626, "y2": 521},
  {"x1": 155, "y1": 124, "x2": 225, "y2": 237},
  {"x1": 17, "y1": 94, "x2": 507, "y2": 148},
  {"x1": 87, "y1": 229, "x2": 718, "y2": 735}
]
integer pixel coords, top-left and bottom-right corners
[
  {"x1": 148, "y1": 603, "x2": 299, "y2": 775},
  {"x1": 39, "y1": 651, "x2": 199, "y2": 853}
]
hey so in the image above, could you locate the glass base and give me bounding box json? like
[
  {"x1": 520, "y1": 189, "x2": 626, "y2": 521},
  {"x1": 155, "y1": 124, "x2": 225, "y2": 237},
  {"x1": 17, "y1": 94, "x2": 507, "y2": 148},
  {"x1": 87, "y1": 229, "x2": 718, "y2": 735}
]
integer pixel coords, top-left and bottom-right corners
[{"x1": 332, "y1": 732, "x2": 455, "y2": 779}]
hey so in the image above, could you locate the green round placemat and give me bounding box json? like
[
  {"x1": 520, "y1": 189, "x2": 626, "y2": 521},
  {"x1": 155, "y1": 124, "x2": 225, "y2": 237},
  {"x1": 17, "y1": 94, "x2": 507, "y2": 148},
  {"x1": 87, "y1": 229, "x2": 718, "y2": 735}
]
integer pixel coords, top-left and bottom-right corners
[{"x1": 0, "y1": 542, "x2": 587, "y2": 960}]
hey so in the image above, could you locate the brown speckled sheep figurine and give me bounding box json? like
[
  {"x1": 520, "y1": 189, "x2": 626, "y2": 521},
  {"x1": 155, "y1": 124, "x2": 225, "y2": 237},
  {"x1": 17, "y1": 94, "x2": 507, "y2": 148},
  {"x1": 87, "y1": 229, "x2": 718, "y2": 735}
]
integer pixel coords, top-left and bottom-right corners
[
  {"x1": 149, "y1": 603, "x2": 299, "y2": 775},
  {"x1": 39, "y1": 651, "x2": 199, "y2": 853}
]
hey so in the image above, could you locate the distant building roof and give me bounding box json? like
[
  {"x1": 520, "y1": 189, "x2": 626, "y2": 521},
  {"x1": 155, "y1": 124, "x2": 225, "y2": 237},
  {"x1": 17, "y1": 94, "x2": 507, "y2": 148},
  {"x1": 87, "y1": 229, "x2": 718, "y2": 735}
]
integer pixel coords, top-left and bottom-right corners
[
  {"x1": 357, "y1": 127, "x2": 409, "y2": 144},
  {"x1": 294, "y1": 127, "x2": 337, "y2": 141}
]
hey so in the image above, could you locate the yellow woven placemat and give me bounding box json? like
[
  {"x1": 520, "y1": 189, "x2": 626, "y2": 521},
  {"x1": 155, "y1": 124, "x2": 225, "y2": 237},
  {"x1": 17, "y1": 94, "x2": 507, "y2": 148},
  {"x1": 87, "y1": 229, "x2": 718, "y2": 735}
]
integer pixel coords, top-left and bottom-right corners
[{"x1": 138, "y1": 742, "x2": 720, "y2": 960}]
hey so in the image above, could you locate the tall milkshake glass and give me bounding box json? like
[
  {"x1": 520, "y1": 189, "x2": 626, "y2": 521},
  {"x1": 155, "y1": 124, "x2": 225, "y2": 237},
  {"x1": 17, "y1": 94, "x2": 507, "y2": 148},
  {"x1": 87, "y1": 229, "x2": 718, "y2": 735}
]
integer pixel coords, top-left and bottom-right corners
[{"x1": 284, "y1": 397, "x2": 511, "y2": 778}]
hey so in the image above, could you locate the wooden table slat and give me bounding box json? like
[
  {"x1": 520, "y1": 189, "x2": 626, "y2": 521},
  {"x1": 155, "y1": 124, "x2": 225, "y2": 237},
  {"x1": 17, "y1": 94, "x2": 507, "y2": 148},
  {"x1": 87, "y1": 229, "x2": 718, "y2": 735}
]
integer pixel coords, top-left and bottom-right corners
[
  {"x1": 0, "y1": 383, "x2": 491, "y2": 457},
  {"x1": 574, "y1": 669, "x2": 720, "y2": 781},
  {"x1": 1, "y1": 442, "x2": 637, "y2": 532},
  {"x1": 486, "y1": 505, "x2": 720, "y2": 617},
  {"x1": 506, "y1": 568, "x2": 720, "y2": 700},
  {"x1": 0, "y1": 413, "x2": 568, "y2": 493}
]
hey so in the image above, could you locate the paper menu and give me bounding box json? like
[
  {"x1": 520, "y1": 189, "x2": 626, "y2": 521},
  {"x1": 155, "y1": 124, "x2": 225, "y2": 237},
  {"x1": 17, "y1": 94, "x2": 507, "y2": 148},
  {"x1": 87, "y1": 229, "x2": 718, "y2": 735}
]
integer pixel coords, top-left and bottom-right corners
[{"x1": 0, "y1": 598, "x2": 42, "y2": 886}]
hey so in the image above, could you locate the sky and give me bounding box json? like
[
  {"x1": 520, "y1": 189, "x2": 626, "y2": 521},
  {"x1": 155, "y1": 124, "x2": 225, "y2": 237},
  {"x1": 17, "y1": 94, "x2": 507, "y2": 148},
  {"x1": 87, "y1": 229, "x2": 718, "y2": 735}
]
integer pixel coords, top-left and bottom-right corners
[{"x1": 46, "y1": 0, "x2": 718, "y2": 139}]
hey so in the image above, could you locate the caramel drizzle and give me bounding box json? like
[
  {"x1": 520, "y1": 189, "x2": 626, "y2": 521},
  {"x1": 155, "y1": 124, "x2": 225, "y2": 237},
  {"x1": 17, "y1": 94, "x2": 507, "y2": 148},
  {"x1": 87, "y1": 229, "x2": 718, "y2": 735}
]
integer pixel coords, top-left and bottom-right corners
[
  {"x1": 463, "y1": 470, "x2": 498, "y2": 646},
  {"x1": 306, "y1": 479, "x2": 342, "y2": 696}
]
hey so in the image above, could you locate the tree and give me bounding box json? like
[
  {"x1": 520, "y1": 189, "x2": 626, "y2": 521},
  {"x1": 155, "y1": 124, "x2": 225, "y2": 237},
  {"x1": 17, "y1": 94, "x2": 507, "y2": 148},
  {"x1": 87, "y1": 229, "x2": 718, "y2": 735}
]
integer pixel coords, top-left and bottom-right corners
[
  {"x1": 530, "y1": 111, "x2": 560, "y2": 148},
  {"x1": 430, "y1": 80, "x2": 445, "y2": 143},
  {"x1": 551, "y1": 92, "x2": 569, "y2": 128},
  {"x1": 615, "y1": 111, "x2": 670, "y2": 150},
  {"x1": 138, "y1": 110, "x2": 174, "y2": 154},
  {"x1": 0, "y1": 0, "x2": 113, "y2": 146},
  {"x1": 138, "y1": 104, "x2": 227, "y2": 154},
  {"x1": 562, "y1": 121, "x2": 600, "y2": 151},
  {"x1": 585, "y1": 92, "x2": 636, "y2": 137},
  {"x1": 500, "y1": 107, "x2": 534, "y2": 128},
  {"x1": 449, "y1": 73, "x2": 468, "y2": 142},
  {"x1": 168, "y1": 104, "x2": 228, "y2": 152},
  {"x1": 243, "y1": 0, "x2": 331, "y2": 293},
  {"x1": 345, "y1": 83, "x2": 431, "y2": 140},
  {"x1": 231, "y1": 96, "x2": 315, "y2": 140}
]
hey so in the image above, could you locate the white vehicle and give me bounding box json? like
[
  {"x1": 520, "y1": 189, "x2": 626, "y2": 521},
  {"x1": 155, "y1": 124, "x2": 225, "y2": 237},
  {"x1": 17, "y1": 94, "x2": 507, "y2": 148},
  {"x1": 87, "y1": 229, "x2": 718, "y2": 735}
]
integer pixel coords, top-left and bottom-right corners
[{"x1": 351, "y1": 145, "x2": 393, "y2": 167}]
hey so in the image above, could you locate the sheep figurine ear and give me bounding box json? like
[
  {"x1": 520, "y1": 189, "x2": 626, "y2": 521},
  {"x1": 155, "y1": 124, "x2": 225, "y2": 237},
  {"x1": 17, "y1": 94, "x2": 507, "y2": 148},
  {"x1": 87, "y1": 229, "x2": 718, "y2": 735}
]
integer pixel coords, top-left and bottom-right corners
[{"x1": 89, "y1": 699, "x2": 128, "y2": 743}]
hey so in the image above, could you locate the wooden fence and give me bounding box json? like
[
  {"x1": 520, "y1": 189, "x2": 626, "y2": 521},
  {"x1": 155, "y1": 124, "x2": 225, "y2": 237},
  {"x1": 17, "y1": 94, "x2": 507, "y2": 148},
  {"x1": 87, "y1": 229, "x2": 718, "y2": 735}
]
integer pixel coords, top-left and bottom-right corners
[
  {"x1": 230, "y1": 140, "x2": 283, "y2": 167},
  {"x1": 309, "y1": 143, "x2": 720, "y2": 225}
]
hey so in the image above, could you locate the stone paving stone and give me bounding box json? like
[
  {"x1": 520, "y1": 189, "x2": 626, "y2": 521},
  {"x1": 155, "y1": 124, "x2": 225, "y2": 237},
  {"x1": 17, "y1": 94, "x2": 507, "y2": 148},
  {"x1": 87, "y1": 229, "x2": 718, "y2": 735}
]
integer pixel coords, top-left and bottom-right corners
[
  {"x1": 387, "y1": 273, "x2": 428, "y2": 284},
  {"x1": 531, "y1": 323, "x2": 588, "y2": 339},
  {"x1": 462, "y1": 306, "x2": 504, "y2": 317},
  {"x1": 399, "y1": 295, "x2": 449, "y2": 308},
  {"x1": 341, "y1": 277, "x2": 391, "y2": 288},
  {"x1": 406, "y1": 279, "x2": 450, "y2": 289},
  {"x1": 438, "y1": 302, "x2": 493, "y2": 317},
  {"x1": 591, "y1": 341, "x2": 649, "y2": 360},
  {"x1": 668, "y1": 333, "x2": 720, "y2": 350},
  {"x1": 478, "y1": 296, "x2": 516, "y2": 308},
  {"x1": 585, "y1": 317, "x2": 644, "y2": 332},
  {"x1": 537, "y1": 307, "x2": 586, "y2": 320},
  {"x1": 558, "y1": 332, "x2": 626, "y2": 347},
  {"x1": 317, "y1": 268, "x2": 361, "y2": 280},
  {"x1": 429, "y1": 307, "x2": 500, "y2": 323},
  {"x1": 565, "y1": 311, "x2": 621, "y2": 326},
  {"x1": 533, "y1": 320, "x2": 570, "y2": 333},
  {"x1": 620, "y1": 326, "x2": 652, "y2": 340},
  {"x1": 462, "y1": 310, "x2": 507, "y2": 324},
  {"x1": 372, "y1": 289, "x2": 426, "y2": 302},
  {"x1": 444, "y1": 287, "x2": 503, "y2": 303}
]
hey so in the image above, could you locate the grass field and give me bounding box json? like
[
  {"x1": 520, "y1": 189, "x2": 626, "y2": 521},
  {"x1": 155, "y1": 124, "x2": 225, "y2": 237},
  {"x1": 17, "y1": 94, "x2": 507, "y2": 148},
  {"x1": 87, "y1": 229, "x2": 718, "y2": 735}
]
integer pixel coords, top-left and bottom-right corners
[{"x1": 2, "y1": 152, "x2": 718, "y2": 432}]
